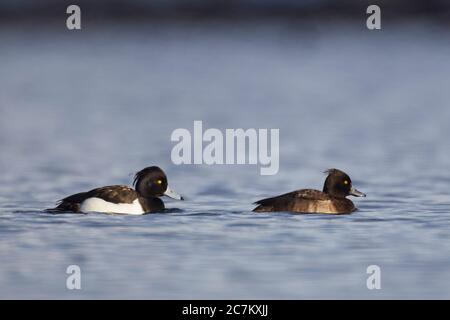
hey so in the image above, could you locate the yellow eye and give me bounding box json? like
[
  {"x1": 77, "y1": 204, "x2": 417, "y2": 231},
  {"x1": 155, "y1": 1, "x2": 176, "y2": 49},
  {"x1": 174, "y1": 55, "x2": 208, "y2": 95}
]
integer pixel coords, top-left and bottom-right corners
[
  {"x1": 344, "y1": 180, "x2": 349, "y2": 185},
  {"x1": 156, "y1": 180, "x2": 162, "y2": 185}
]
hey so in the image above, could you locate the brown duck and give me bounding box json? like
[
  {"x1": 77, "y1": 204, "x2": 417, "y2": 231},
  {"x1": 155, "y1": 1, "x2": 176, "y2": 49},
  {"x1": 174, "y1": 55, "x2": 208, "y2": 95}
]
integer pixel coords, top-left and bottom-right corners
[{"x1": 253, "y1": 169, "x2": 366, "y2": 214}]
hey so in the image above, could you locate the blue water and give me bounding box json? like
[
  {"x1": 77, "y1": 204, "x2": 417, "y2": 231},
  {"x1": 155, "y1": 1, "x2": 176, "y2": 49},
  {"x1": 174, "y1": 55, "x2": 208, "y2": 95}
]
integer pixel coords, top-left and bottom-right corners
[{"x1": 1, "y1": 21, "x2": 450, "y2": 299}]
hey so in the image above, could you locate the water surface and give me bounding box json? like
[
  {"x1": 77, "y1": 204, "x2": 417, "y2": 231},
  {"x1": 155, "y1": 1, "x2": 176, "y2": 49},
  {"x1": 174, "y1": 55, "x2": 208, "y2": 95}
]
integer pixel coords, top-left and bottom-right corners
[{"x1": 1, "y1": 21, "x2": 450, "y2": 299}]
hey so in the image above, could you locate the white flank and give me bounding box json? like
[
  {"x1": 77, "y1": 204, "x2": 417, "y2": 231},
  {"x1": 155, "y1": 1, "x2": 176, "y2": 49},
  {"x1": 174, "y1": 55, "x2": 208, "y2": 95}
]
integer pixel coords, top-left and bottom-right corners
[{"x1": 80, "y1": 198, "x2": 145, "y2": 215}]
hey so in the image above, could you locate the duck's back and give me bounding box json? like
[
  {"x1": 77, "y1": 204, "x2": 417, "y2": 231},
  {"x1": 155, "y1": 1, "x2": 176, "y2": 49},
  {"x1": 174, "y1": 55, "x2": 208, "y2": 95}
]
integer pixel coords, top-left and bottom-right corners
[
  {"x1": 253, "y1": 189, "x2": 355, "y2": 214},
  {"x1": 49, "y1": 185, "x2": 142, "y2": 213}
]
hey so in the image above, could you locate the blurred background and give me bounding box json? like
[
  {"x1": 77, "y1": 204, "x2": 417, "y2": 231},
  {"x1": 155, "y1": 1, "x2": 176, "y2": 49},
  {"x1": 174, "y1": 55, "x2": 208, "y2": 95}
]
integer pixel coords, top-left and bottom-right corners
[{"x1": 1, "y1": 1, "x2": 450, "y2": 299}]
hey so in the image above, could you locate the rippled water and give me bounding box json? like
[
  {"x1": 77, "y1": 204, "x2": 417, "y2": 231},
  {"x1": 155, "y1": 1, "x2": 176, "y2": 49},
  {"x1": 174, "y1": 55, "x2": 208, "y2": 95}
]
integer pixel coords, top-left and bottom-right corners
[{"x1": 1, "y1": 21, "x2": 450, "y2": 299}]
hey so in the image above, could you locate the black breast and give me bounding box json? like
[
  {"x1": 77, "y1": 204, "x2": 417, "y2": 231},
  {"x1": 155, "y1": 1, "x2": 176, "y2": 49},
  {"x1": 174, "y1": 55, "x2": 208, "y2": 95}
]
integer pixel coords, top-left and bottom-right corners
[{"x1": 138, "y1": 197, "x2": 165, "y2": 213}]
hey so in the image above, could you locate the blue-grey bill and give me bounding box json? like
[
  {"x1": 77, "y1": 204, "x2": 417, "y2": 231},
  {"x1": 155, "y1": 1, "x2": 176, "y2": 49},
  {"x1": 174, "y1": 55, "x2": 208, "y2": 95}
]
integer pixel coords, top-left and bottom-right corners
[
  {"x1": 164, "y1": 187, "x2": 184, "y2": 200},
  {"x1": 350, "y1": 187, "x2": 366, "y2": 197}
]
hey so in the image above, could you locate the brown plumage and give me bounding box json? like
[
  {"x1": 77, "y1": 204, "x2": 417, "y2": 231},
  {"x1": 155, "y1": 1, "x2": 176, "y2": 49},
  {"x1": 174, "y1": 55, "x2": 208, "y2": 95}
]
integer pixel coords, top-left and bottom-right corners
[{"x1": 253, "y1": 169, "x2": 366, "y2": 214}]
